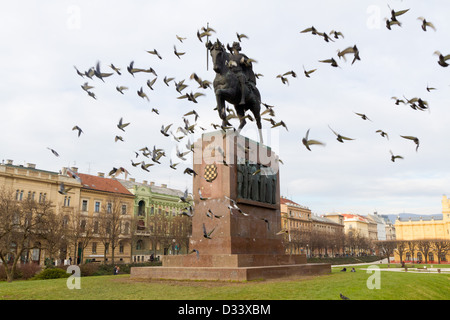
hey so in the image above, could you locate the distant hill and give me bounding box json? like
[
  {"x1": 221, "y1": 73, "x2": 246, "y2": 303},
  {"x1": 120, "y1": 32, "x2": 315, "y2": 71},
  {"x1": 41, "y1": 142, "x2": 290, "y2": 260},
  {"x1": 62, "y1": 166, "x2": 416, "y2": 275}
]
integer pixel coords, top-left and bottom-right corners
[{"x1": 382, "y1": 213, "x2": 443, "y2": 223}]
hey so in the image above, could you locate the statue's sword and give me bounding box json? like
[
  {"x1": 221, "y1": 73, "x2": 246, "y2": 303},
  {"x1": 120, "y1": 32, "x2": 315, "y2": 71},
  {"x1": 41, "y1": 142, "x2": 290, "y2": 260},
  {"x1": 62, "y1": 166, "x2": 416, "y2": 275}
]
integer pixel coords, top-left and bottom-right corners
[{"x1": 206, "y1": 22, "x2": 210, "y2": 71}]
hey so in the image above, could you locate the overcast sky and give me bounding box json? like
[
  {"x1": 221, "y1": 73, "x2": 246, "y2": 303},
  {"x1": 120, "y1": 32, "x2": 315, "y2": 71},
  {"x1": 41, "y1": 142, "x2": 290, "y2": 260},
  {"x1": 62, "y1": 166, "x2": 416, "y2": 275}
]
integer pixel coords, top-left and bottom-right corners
[{"x1": 2, "y1": 0, "x2": 450, "y2": 217}]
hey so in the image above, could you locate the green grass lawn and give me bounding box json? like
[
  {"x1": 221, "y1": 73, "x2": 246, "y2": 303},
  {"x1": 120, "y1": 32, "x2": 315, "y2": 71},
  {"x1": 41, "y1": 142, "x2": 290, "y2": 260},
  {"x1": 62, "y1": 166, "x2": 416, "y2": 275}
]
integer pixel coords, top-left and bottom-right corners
[{"x1": 0, "y1": 265, "x2": 449, "y2": 300}]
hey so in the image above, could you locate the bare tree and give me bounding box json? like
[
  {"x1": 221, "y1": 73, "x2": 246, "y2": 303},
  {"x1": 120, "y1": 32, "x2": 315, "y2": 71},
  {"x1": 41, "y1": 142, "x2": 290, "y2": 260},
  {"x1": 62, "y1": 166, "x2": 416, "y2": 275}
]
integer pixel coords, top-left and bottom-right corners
[
  {"x1": 0, "y1": 188, "x2": 53, "y2": 282},
  {"x1": 98, "y1": 195, "x2": 130, "y2": 264},
  {"x1": 170, "y1": 215, "x2": 191, "y2": 254},
  {"x1": 38, "y1": 206, "x2": 68, "y2": 266},
  {"x1": 374, "y1": 240, "x2": 397, "y2": 263},
  {"x1": 395, "y1": 240, "x2": 407, "y2": 264},
  {"x1": 148, "y1": 210, "x2": 170, "y2": 256},
  {"x1": 432, "y1": 239, "x2": 450, "y2": 264},
  {"x1": 66, "y1": 211, "x2": 95, "y2": 264},
  {"x1": 417, "y1": 239, "x2": 433, "y2": 264},
  {"x1": 406, "y1": 240, "x2": 417, "y2": 263}
]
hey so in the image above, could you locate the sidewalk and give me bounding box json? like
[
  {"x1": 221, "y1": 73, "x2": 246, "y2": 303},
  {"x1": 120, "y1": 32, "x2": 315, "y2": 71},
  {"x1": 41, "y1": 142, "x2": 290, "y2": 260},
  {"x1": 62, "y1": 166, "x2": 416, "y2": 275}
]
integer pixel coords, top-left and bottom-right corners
[
  {"x1": 333, "y1": 258, "x2": 450, "y2": 274},
  {"x1": 333, "y1": 258, "x2": 390, "y2": 267}
]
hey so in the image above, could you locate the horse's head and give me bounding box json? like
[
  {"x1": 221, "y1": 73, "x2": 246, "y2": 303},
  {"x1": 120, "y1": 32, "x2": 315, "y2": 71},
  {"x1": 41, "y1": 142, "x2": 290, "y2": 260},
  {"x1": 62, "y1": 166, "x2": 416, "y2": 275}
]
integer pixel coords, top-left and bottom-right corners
[{"x1": 207, "y1": 39, "x2": 226, "y2": 73}]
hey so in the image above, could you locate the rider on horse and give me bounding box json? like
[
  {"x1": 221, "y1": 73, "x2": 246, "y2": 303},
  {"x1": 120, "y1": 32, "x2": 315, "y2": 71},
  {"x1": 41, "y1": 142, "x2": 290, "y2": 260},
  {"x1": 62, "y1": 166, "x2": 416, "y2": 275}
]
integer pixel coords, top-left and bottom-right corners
[{"x1": 227, "y1": 41, "x2": 257, "y2": 105}]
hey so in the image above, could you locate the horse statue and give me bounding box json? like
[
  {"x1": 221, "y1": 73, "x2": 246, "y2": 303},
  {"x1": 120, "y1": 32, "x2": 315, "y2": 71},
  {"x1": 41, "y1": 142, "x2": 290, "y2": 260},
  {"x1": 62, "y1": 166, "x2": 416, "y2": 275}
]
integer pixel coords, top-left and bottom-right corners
[{"x1": 206, "y1": 39, "x2": 263, "y2": 144}]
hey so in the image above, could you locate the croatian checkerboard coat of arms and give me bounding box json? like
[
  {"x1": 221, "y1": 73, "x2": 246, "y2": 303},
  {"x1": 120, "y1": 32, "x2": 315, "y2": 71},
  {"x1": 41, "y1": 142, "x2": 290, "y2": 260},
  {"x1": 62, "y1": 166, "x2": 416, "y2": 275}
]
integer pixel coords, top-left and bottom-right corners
[{"x1": 204, "y1": 164, "x2": 218, "y2": 182}]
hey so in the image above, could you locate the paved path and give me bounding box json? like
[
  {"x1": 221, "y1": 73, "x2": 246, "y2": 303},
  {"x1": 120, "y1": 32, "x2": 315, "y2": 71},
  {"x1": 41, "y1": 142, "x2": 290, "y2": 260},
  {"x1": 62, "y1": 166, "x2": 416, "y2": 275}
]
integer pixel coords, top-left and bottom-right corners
[
  {"x1": 333, "y1": 258, "x2": 450, "y2": 273},
  {"x1": 332, "y1": 258, "x2": 390, "y2": 267}
]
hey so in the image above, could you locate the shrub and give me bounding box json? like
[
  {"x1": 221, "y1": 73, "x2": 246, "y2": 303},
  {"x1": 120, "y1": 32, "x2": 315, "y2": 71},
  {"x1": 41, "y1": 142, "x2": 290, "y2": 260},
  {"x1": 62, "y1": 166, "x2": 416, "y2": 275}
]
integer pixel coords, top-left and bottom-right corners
[
  {"x1": 18, "y1": 263, "x2": 42, "y2": 280},
  {"x1": 32, "y1": 268, "x2": 70, "y2": 280},
  {"x1": 79, "y1": 263, "x2": 100, "y2": 277}
]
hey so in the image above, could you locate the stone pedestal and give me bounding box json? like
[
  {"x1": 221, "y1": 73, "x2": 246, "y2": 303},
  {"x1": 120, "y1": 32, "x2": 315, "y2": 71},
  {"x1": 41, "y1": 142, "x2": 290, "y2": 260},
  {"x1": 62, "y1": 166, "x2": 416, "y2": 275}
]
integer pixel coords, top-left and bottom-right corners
[{"x1": 130, "y1": 131, "x2": 330, "y2": 281}]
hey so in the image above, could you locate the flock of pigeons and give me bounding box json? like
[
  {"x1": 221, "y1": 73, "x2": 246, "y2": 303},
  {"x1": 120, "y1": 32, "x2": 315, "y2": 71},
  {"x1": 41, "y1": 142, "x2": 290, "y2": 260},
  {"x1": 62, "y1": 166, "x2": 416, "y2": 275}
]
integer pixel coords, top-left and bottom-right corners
[
  {"x1": 297, "y1": 5, "x2": 444, "y2": 164},
  {"x1": 43, "y1": 5, "x2": 446, "y2": 242},
  {"x1": 67, "y1": 23, "x2": 294, "y2": 185}
]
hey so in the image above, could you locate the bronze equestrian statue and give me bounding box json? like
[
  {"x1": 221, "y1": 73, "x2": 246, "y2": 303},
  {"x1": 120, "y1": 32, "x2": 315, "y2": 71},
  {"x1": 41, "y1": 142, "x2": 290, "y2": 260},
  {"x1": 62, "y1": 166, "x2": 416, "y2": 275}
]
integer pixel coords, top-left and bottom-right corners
[{"x1": 206, "y1": 39, "x2": 263, "y2": 144}]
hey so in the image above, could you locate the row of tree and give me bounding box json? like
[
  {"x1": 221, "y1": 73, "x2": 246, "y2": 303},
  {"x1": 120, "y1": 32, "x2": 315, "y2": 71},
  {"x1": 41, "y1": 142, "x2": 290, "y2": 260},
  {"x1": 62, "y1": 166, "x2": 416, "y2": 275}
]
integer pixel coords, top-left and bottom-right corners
[
  {"x1": 283, "y1": 226, "x2": 450, "y2": 264},
  {"x1": 0, "y1": 187, "x2": 192, "y2": 282},
  {"x1": 2, "y1": 186, "x2": 449, "y2": 283},
  {"x1": 385, "y1": 239, "x2": 450, "y2": 264},
  {"x1": 283, "y1": 228, "x2": 374, "y2": 257}
]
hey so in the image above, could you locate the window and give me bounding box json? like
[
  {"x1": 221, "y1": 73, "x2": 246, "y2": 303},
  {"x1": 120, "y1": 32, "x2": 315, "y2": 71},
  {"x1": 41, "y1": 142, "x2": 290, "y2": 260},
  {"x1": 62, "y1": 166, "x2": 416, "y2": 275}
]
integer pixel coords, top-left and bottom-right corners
[
  {"x1": 82, "y1": 200, "x2": 88, "y2": 211},
  {"x1": 16, "y1": 190, "x2": 24, "y2": 201},
  {"x1": 138, "y1": 201, "x2": 145, "y2": 216},
  {"x1": 136, "y1": 240, "x2": 144, "y2": 250},
  {"x1": 95, "y1": 201, "x2": 100, "y2": 212},
  {"x1": 93, "y1": 220, "x2": 99, "y2": 233},
  {"x1": 80, "y1": 219, "x2": 86, "y2": 232},
  {"x1": 107, "y1": 202, "x2": 112, "y2": 213},
  {"x1": 119, "y1": 242, "x2": 124, "y2": 254},
  {"x1": 64, "y1": 196, "x2": 71, "y2": 207},
  {"x1": 63, "y1": 215, "x2": 69, "y2": 227},
  {"x1": 92, "y1": 242, "x2": 97, "y2": 254},
  {"x1": 122, "y1": 204, "x2": 127, "y2": 215}
]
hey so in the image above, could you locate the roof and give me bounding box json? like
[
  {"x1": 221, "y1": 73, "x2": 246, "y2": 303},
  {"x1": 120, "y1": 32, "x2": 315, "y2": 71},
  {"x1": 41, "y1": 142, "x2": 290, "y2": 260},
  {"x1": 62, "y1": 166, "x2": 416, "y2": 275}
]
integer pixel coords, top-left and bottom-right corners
[
  {"x1": 118, "y1": 179, "x2": 184, "y2": 198},
  {"x1": 397, "y1": 215, "x2": 443, "y2": 222},
  {"x1": 1, "y1": 162, "x2": 58, "y2": 175},
  {"x1": 78, "y1": 173, "x2": 133, "y2": 196},
  {"x1": 311, "y1": 214, "x2": 341, "y2": 225},
  {"x1": 280, "y1": 197, "x2": 309, "y2": 209},
  {"x1": 341, "y1": 213, "x2": 369, "y2": 223}
]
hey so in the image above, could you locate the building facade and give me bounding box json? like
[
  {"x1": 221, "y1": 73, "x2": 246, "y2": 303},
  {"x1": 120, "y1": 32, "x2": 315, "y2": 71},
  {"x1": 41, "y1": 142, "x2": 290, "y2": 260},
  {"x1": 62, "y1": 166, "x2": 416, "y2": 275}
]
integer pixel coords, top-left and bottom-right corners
[
  {"x1": 280, "y1": 197, "x2": 344, "y2": 256},
  {"x1": 393, "y1": 196, "x2": 450, "y2": 263},
  {"x1": 0, "y1": 160, "x2": 82, "y2": 265},
  {"x1": 367, "y1": 212, "x2": 387, "y2": 241},
  {"x1": 0, "y1": 160, "x2": 136, "y2": 265},
  {"x1": 118, "y1": 178, "x2": 191, "y2": 262},
  {"x1": 76, "y1": 172, "x2": 134, "y2": 264}
]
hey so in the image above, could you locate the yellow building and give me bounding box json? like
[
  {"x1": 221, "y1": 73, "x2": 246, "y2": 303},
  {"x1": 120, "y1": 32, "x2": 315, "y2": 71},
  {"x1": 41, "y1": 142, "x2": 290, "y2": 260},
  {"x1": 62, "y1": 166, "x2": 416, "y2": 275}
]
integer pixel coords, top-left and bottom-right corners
[
  {"x1": 0, "y1": 160, "x2": 82, "y2": 264},
  {"x1": 340, "y1": 213, "x2": 370, "y2": 238},
  {"x1": 394, "y1": 196, "x2": 450, "y2": 263},
  {"x1": 0, "y1": 160, "x2": 134, "y2": 265},
  {"x1": 280, "y1": 197, "x2": 344, "y2": 256},
  {"x1": 77, "y1": 172, "x2": 134, "y2": 264}
]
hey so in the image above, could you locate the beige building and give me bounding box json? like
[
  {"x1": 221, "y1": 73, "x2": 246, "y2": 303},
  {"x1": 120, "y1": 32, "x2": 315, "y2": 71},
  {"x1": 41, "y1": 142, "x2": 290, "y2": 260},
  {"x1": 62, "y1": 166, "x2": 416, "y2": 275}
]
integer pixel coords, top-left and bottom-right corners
[
  {"x1": 118, "y1": 178, "x2": 190, "y2": 262},
  {"x1": 280, "y1": 197, "x2": 311, "y2": 234},
  {"x1": 0, "y1": 160, "x2": 82, "y2": 264},
  {"x1": 395, "y1": 196, "x2": 450, "y2": 241},
  {"x1": 340, "y1": 213, "x2": 370, "y2": 238},
  {"x1": 77, "y1": 172, "x2": 134, "y2": 264},
  {"x1": 0, "y1": 160, "x2": 134, "y2": 265},
  {"x1": 280, "y1": 197, "x2": 344, "y2": 256},
  {"x1": 394, "y1": 196, "x2": 450, "y2": 263}
]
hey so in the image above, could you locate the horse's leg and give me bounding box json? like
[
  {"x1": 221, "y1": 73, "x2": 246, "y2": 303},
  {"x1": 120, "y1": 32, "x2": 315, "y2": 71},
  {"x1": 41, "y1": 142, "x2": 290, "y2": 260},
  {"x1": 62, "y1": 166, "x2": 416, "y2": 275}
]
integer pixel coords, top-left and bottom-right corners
[
  {"x1": 251, "y1": 100, "x2": 264, "y2": 144},
  {"x1": 216, "y1": 88, "x2": 237, "y2": 127},
  {"x1": 215, "y1": 91, "x2": 227, "y2": 126},
  {"x1": 235, "y1": 105, "x2": 246, "y2": 133}
]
